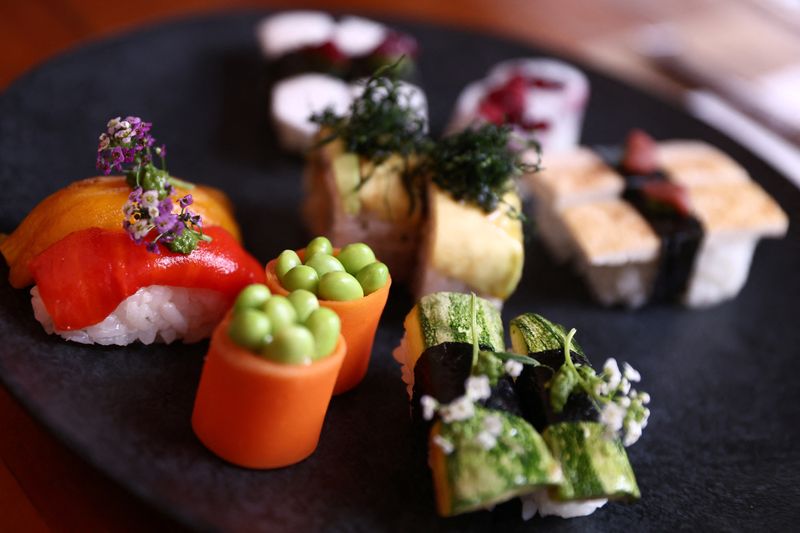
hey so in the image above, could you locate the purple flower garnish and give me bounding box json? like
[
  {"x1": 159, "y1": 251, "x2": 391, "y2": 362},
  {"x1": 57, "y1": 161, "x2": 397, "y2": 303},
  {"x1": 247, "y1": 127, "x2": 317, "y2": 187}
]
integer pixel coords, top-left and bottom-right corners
[
  {"x1": 146, "y1": 242, "x2": 161, "y2": 254},
  {"x1": 179, "y1": 194, "x2": 193, "y2": 208}
]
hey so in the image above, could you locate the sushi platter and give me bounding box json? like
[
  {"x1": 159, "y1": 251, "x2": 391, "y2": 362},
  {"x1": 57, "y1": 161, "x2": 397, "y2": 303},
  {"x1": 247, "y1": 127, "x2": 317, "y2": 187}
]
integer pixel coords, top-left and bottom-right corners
[{"x1": 1, "y1": 11, "x2": 799, "y2": 532}]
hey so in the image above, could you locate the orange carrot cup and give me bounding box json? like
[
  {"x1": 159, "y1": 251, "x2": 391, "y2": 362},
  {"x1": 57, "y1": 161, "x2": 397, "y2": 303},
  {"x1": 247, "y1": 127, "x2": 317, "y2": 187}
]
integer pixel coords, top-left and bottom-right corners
[
  {"x1": 192, "y1": 313, "x2": 346, "y2": 469},
  {"x1": 265, "y1": 248, "x2": 391, "y2": 395}
]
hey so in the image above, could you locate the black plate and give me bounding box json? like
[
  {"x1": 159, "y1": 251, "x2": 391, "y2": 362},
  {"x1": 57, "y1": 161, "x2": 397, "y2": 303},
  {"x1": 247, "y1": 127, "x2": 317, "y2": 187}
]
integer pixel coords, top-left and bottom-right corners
[{"x1": 1, "y1": 11, "x2": 798, "y2": 532}]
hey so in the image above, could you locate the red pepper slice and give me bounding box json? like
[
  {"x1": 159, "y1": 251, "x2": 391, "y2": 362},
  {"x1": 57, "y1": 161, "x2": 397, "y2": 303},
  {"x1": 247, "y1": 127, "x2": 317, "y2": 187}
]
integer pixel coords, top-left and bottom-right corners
[{"x1": 29, "y1": 226, "x2": 265, "y2": 331}]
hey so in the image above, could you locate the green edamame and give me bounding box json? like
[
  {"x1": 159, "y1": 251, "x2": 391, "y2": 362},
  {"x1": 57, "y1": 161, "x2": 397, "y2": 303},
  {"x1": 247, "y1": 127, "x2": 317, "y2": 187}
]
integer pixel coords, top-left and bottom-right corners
[
  {"x1": 228, "y1": 308, "x2": 271, "y2": 350},
  {"x1": 337, "y1": 243, "x2": 376, "y2": 275},
  {"x1": 305, "y1": 236, "x2": 333, "y2": 259},
  {"x1": 276, "y1": 250, "x2": 301, "y2": 282},
  {"x1": 260, "y1": 325, "x2": 315, "y2": 365},
  {"x1": 288, "y1": 289, "x2": 320, "y2": 322},
  {"x1": 318, "y1": 271, "x2": 364, "y2": 301},
  {"x1": 233, "y1": 283, "x2": 272, "y2": 312},
  {"x1": 305, "y1": 253, "x2": 345, "y2": 278},
  {"x1": 262, "y1": 295, "x2": 297, "y2": 331},
  {"x1": 282, "y1": 265, "x2": 319, "y2": 293},
  {"x1": 305, "y1": 307, "x2": 341, "y2": 359},
  {"x1": 356, "y1": 261, "x2": 389, "y2": 295}
]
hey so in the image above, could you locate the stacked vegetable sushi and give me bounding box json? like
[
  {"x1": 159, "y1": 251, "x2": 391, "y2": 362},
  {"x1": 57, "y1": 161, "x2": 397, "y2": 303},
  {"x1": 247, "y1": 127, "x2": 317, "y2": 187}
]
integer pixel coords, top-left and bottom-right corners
[
  {"x1": 394, "y1": 292, "x2": 649, "y2": 519},
  {"x1": 258, "y1": 11, "x2": 425, "y2": 153},
  {"x1": 447, "y1": 58, "x2": 589, "y2": 155},
  {"x1": 305, "y1": 70, "x2": 534, "y2": 304},
  {"x1": 0, "y1": 116, "x2": 265, "y2": 345},
  {"x1": 525, "y1": 129, "x2": 789, "y2": 307}
]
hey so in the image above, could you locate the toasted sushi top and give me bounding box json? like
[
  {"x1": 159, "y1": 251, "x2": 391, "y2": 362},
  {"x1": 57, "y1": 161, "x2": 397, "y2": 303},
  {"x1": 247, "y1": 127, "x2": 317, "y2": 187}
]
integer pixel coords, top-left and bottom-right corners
[
  {"x1": 562, "y1": 199, "x2": 660, "y2": 265},
  {"x1": 527, "y1": 147, "x2": 625, "y2": 209},
  {"x1": 688, "y1": 180, "x2": 789, "y2": 237},
  {"x1": 656, "y1": 140, "x2": 751, "y2": 188}
]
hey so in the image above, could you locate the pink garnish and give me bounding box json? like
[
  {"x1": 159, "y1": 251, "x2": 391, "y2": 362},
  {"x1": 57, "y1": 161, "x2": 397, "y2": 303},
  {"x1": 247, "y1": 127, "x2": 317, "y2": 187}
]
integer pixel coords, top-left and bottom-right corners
[
  {"x1": 641, "y1": 180, "x2": 692, "y2": 217},
  {"x1": 621, "y1": 129, "x2": 659, "y2": 175},
  {"x1": 372, "y1": 31, "x2": 419, "y2": 58}
]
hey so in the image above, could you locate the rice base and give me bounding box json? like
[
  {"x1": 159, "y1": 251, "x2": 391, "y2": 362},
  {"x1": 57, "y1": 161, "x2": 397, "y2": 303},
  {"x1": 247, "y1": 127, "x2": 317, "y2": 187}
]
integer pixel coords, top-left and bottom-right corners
[
  {"x1": 31, "y1": 285, "x2": 228, "y2": 345},
  {"x1": 520, "y1": 490, "x2": 607, "y2": 519}
]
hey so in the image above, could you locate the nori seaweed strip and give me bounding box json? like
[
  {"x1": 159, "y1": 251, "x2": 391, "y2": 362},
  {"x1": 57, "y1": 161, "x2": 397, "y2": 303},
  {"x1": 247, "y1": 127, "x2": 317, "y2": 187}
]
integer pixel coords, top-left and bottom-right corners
[
  {"x1": 621, "y1": 172, "x2": 703, "y2": 301},
  {"x1": 595, "y1": 145, "x2": 704, "y2": 302},
  {"x1": 514, "y1": 348, "x2": 599, "y2": 431},
  {"x1": 411, "y1": 342, "x2": 522, "y2": 428}
]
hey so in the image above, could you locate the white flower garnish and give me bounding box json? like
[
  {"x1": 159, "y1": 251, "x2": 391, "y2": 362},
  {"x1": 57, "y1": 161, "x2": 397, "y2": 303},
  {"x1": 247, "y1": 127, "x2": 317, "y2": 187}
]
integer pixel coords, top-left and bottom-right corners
[
  {"x1": 432, "y1": 435, "x2": 454, "y2": 455},
  {"x1": 465, "y1": 375, "x2": 491, "y2": 401},
  {"x1": 420, "y1": 395, "x2": 438, "y2": 421},
  {"x1": 141, "y1": 190, "x2": 159, "y2": 208},
  {"x1": 623, "y1": 362, "x2": 641, "y2": 383},
  {"x1": 483, "y1": 413, "x2": 503, "y2": 436},
  {"x1": 603, "y1": 358, "x2": 621, "y2": 389},
  {"x1": 600, "y1": 401, "x2": 624, "y2": 437},
  {"x1": 504, "y1": 359, "x2": 523, "y2": 377},
  {"x1": 440, "y1": 396, "x2": 475, "y2": 423}
]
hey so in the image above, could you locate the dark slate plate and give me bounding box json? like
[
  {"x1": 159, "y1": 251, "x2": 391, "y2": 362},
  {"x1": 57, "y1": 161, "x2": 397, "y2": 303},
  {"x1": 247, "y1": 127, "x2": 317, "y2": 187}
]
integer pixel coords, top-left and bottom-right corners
[{"x1": 1, "y1": 10, "x2": 799, "y2": 533}]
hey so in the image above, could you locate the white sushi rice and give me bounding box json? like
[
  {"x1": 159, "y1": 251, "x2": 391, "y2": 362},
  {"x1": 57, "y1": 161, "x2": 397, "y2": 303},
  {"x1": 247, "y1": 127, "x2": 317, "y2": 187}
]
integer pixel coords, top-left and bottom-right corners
[
  {"x1": 31, "y1": 285, "x2": 228, "y2": 345},
  {"x1": 256, "y1": 11, "x2": 336, "y2": 59},
  {"x1": 520, "y1": 490, "x2": 607, "y2": 519},
  {"x1": 271, "y1": 73, "x2": 353, "y2": 153},
  {"x1": 333, "y1": 16, "x2": 387, "y2": 57}
]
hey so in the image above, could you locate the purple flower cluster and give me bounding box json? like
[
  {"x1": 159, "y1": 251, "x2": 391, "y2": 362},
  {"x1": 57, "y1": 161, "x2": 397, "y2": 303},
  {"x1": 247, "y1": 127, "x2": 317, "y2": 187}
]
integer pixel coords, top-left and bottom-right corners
[
  {"x1": 96, "y1": 116, "x2": 156, "y2": 175},
  {"x1": 122, "y1": 188, "x2": 201, "y2": 254}
]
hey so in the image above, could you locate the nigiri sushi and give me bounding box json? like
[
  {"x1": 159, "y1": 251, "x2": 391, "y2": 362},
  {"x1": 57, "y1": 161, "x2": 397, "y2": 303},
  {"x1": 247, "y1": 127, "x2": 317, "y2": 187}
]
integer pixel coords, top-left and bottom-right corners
[
  {"x1": 447, "y1": 58, "x2": 589, "y2": 155},
  {"x1": 526, "y1": 130, "x2": 789, "y2": 307},
  {"x1": 1, "y1": 116, "x2": 265, "y2": 345}
]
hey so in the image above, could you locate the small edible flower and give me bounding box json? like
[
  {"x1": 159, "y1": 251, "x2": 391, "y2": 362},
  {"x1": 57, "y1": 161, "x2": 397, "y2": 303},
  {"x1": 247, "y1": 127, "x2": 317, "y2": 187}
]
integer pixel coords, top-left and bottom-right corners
[
  {"x1": 432, "y1": 435, "x2": 454, "y2": 455},
  {"x1": 548, "y1": 330, "x2": 651, "y2": 447},
  {"x1": 440, "y1": 395, "x2": 475, "y2": 423},
  {"x1": 420, "y1": 395, "x2": 438, "y2": 421},
  {"x1": 504, "y1": 359, "x2": 523, "y2": 378},
  {"x1": 475, "y1": 430, "x2": 497, "y2": 450},
  {"x1": 99, "y1": 115, "x2": 209, "y2": 254},
  {"x1": 465, "y1": 375, "x2": 491, "y2": 402}
]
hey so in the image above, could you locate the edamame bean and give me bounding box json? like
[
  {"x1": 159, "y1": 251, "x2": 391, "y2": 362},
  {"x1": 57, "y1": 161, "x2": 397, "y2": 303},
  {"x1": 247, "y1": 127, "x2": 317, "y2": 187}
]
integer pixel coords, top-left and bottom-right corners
[
  {"x1": 282, "y1": 265, "x2": 319, "y2": 293},
  {"x1": 318, "y1": 271, "x2": 364, "y2": 301},
  {"x1": 276, "y1": 250, "x2": 301, "y2": 282},
  {"x1": 305, "y1": 253, "x2": 344, "y2": 278},
  {"x1": 233, "y1": 284, "x2": 272, "y2": 312},
  {"x1": 356, "y1": 261, "x2": 389, "y2": 295},
  {"x1": 305, "y1": 307, "x2": 340, "y2": 358},
  {"x1": 337, "y1": 243, "x2": 376, "y2": 275},
  {"x1": 305, "y1": 236, "x2": 333, "y2": 259},
  {"x1": 260, "y1": 325, "x2": 315, "y2": 365},
  {"x1": 228, "y1": 308, "x2": 271, "y2": 350},
  {"x1": 288, "y1": 289, "x2": 319, "y2": 322},
  {"x1": 262, "y1": 295, "x2": 297, "y2": 331}
]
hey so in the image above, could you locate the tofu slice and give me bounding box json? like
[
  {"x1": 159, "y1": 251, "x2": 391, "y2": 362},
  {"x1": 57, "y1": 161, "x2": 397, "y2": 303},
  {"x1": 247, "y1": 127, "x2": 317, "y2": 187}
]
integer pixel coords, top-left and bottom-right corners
[{"x1": 657, "y1": 140, "x2": 751, "y2": 188}]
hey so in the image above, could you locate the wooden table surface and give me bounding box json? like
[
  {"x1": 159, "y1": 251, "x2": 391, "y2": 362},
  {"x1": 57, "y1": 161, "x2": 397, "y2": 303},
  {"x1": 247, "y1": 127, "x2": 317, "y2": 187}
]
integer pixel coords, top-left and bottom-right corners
[{"x1": 1, "y1": 0, "x2": 797, "y2": 530}]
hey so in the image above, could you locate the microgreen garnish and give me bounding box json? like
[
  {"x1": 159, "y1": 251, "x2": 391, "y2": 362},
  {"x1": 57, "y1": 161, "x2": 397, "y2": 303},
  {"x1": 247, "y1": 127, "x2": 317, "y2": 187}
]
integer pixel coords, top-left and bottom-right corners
[
  {"x1": 96, "y1": 116, "x2": 209, "y2": 255},
  {"x1": 427, "y1": 124, "x2": 539, "y2": 213},
  {"x1": 311, "y1": 60, "x2": 428, "y2": 209},
  {"x1": 548, "y1": 328, "x2": 651, "y2": 446}
]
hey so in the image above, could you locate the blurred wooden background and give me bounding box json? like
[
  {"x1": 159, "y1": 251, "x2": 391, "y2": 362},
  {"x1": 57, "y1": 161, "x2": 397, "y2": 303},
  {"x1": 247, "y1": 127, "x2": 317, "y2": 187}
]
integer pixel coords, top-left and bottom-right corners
[{"x1": 1, "y1": 0, "x2": 799, "y2": 530}]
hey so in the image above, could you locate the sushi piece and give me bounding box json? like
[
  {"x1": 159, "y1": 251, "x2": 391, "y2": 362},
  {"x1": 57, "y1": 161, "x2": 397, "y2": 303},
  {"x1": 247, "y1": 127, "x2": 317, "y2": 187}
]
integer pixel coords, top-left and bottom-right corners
[
  {"x1": 1, "y1": 116, "x2": 265, "y2": 344},
  {"x1": 192, "y1": 284, "x2": 346, "y2": 468},
  {"x1": 528, "y1": 130, "x2": 789, "y2": 307},
  {"x1": 265, "y1": 237, "x2": 391, "y2": 394},
  {"x1": 270, "y1": 73, "x2": 353, "y2": 153},
  {"x1": 392, "y1": 291, "x2": 505, "y2": 397},
  {"x1": 447, "y1": 58, "x2": 589, "y2": 155},
  {"x1": 510, "y1": 313, "x2": 645, "y2": 517},
  {"x1": 303, "y1": 74, "x2": 428, "y2": 281},
  {"x1": 395, "y1": 293, "x2": 562, "y2": 516},
  {"x1": 414, "y1": 124, "x2": 529, "y2": 305}
]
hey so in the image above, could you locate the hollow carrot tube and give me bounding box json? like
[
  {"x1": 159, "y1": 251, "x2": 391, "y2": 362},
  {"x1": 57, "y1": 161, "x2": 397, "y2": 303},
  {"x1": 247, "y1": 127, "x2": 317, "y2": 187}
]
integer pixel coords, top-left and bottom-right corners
[
  {"x1": 191, "y1": 314, "x2": 346, "y2": 469},
  {"x1": 265, "y1": 248, "x2": 391, "y2": 395}
]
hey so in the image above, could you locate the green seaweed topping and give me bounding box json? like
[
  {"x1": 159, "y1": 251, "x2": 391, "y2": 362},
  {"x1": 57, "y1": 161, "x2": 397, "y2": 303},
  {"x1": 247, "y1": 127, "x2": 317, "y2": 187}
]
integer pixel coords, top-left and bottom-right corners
[{"x1": 427, "y1": 124, "x2": 539, "y2": 213}]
